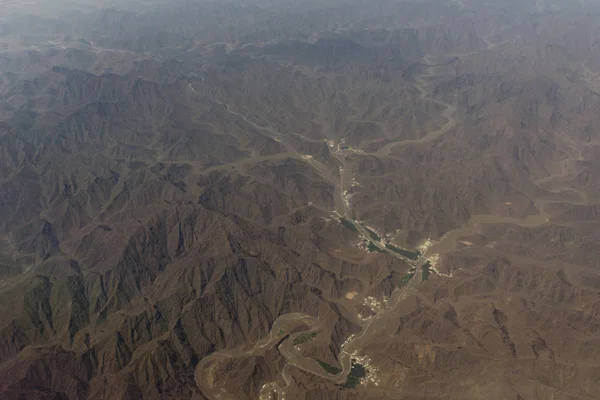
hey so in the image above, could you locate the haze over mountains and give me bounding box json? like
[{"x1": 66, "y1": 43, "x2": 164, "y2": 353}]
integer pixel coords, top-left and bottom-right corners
[{"x1": 1, "y1": 0, "x2": 600, "y2": 399}]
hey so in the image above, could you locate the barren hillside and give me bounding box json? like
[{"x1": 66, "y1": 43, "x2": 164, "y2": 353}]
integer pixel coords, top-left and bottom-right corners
[{"x1": 1, "y1": 0, "x2": 600, "y2": 399}]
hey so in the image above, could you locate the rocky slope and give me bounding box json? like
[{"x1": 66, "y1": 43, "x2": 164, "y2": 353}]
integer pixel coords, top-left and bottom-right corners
[{"x1": 1, "y1": 0, "x2": 600, "y2": 399}]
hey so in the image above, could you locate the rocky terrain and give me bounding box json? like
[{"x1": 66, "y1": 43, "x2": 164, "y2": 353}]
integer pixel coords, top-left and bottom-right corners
[{"x1": 1, "y1": 0, "x2": 600, "y2": 399}]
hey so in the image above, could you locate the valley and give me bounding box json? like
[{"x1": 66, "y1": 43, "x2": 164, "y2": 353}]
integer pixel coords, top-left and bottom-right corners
[{"x1": 2, "y1": 0, "x2": 600, "y2": 399}]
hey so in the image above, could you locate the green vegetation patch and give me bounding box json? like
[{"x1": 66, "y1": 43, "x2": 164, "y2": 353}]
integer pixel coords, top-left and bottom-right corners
[
  {"x1": 421, "y1": 261, "x2": 432, "y2": 281},
  {"x1": 340, "y1": 359, "x2": 367, "y2": 388},
  {"x1": 398, "y1": 272, "x2": 414, "y2": 288},
  {"x1": 366, "y1": 241, "x2": 386, "y2": 253},
  {"x1": 340, "y1": 218, "x2": 358, "y2": 233},
  {"x1": 293, "y1": 331, "x2": 319, "y2": 346},
  {"x1": 363, "y1": 227, "x2": 381, "y2": 242},
  {"x1": 384, "y1": 242, "x2": 421, "y2": 261},
  {"x1": 340, "y1": 145, "x2": 350, "y2": 150},
  {"x1": 276, "y1": 328, "x2": 286, "y2": 337},
  {"x1": 317, "y1": 360, "x2": 342, "y2": 375}
]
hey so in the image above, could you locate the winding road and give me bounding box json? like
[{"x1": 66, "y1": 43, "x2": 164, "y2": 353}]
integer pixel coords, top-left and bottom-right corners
[
  {"x1": 190, "y1": 44, "x2": 594, "y2": 398},
  {"x1": 376, "y1": 60, "x2": 458, "y2": 156},
  {"x1": 194, "y1": 313, "x2": 322, "y2": 399}
]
